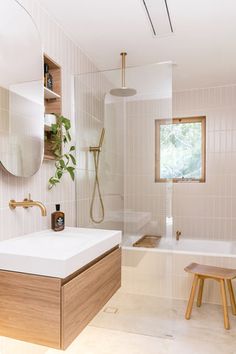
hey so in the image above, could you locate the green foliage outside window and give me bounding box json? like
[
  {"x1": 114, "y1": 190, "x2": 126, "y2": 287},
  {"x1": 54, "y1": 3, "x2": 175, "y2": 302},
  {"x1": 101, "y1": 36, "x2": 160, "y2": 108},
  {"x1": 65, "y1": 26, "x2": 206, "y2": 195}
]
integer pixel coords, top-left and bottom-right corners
[{"x1": 160, "y1": 121, "x2": 202, "y2": 180}]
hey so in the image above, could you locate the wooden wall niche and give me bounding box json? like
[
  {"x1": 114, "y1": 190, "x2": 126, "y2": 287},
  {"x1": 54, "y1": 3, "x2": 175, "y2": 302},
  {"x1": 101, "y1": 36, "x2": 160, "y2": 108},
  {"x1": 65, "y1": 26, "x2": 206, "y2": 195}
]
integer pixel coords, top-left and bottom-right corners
[{"x1": 44, "y1": 54, "x2": 61, "y2": 160}]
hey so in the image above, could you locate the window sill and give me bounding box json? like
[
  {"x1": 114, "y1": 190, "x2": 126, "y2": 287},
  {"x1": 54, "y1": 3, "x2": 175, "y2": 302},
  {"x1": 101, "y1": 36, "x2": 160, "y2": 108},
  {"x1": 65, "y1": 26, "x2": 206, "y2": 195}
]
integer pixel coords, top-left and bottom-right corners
[{"x1": 155, "y1": 178, "x2": 205, "y2": 183}]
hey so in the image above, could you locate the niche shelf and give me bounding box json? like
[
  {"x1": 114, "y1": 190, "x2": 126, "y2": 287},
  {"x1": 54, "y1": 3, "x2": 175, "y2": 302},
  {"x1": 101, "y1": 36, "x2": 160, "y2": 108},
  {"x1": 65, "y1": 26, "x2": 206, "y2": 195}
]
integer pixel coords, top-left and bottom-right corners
[
  {"x1": 44, "y1": 54, "x2": 61, "y2": 161},
  {"x1": 44, "y1": 87, "x2": 61, "y2": 100}
]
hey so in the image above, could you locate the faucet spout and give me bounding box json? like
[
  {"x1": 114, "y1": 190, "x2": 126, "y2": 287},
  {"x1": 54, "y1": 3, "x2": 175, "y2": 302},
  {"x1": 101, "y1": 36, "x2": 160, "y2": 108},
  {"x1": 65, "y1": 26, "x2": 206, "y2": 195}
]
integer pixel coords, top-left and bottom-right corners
[
  {"x1": 27, "y1": 201, "x2": 47, "y2": 216},
  {"x1": 176, "y1": 230, "x2": 181, "y2": 241},
  {"x1": 9, "y1": 195, "x2": 47, "y2": 216}
]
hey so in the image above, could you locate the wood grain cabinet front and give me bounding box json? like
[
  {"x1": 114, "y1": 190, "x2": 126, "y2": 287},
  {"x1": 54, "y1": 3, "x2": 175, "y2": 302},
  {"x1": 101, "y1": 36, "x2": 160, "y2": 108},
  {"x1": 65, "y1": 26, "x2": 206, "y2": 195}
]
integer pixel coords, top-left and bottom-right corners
[
  {"x1": 0, "y1": 247, "x2": 121, "y2": 350},
  {"x1": 62, "y1": 247, "x2": 121, "y2": 349},
  {"x1": 0, "y1": 270, "x2": 61, "y2": 348}
]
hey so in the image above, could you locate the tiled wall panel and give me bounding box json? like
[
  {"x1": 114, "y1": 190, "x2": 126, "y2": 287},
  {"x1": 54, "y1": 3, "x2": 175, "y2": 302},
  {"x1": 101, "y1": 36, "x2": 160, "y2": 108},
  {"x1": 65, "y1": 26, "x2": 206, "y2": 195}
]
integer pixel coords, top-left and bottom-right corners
[
  {"x1": 173, "y1": 85, "x2": 236, "y2": 240},
  {"x1": 0, "y1": 0, "x2": 117, "y2": 240},
  {"x1": 75, "y1": 74, "x2": 124, "y2": 229},
  {"x1": 0, "y1": 0, "x2": 124, "y2": 241},
  {"x1": 124, "y1": 97, "x2": 172, "y2": 238},
  {"x1": 124, "y1": 85, "x2": 236, "y2": 241}
]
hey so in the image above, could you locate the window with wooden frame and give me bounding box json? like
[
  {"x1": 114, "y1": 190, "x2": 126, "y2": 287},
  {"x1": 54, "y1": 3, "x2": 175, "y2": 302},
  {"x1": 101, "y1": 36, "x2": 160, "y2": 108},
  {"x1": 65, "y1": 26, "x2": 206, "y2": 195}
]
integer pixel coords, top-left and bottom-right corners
[{"x1": 155, "y1": 116, "x2": 206, "y2": 183}]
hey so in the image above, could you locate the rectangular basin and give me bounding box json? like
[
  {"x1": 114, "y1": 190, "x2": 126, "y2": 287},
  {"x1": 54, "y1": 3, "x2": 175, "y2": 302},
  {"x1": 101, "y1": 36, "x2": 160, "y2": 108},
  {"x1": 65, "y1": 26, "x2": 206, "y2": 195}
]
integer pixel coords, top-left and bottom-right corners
[{"x1": 0, "y1": 227, "x2": 122, "y2": 278}]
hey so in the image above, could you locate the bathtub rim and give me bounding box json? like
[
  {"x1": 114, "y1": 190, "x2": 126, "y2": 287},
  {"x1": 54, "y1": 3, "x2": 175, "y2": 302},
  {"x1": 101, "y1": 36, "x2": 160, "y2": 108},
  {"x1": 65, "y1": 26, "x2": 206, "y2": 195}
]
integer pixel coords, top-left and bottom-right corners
[{"x1": 122, "y1": 245, "x2": 236, "y2": 258}]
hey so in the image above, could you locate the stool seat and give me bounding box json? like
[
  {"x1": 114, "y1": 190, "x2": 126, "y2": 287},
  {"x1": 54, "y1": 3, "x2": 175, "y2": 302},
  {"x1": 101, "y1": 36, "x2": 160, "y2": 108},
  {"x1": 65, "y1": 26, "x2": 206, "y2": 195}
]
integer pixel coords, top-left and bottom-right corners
[
  {"x1": 185, "y1": 263, "x2": 236, "y2": 280},
  {"x1": 184, "y1": 263, "x2": 236, "y2": 330}
]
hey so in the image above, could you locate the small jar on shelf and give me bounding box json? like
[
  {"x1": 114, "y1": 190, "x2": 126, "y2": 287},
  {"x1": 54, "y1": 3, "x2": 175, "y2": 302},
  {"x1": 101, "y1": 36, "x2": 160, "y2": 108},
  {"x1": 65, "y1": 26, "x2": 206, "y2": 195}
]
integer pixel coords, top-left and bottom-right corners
[{"x1": 44, "y1": 63, "x2": 53, "y2": 91}]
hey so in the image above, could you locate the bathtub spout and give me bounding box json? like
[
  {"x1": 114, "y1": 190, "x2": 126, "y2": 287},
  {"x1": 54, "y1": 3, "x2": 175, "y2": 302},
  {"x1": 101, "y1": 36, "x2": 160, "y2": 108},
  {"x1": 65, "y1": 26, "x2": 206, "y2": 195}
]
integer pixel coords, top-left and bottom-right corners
[{"x1": 176, "y1": 230, "x2": 181, "y2": 241}]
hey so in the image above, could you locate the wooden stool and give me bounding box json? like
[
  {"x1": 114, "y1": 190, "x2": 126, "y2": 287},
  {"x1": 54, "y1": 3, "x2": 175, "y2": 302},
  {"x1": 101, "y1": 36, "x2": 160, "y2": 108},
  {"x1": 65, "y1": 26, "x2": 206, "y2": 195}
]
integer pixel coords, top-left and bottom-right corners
[{"x1": 184, "y1": 263, "x2": 236, "y2": 329}]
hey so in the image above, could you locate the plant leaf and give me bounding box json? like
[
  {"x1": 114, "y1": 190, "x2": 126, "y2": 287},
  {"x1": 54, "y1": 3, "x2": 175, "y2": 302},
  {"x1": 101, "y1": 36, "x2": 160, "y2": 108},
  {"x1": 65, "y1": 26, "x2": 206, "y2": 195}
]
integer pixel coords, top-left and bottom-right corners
[
  {"x1": 59, "y1": 159, "x2": 65, "y2": 168},
  {"x1": 54, "y1": 149, "x2": 61, "y2": 158},
  {"x1": 66, "y1": 166, "x2": 75, "y2": 181},
  {"x1": 57, "y1": 170, "x2": 63, "y2": 179},
  {"x1": 66, "y1": 131, "x2": 71, "y2": 142},
  {"x1": 62, "y1": 118, "x2": 71, "y2": 130},
  {"x1": 51, "y1": 124, "x2": 58, "y2": 134},
  {"x1": 63, "y1": 154, "x2": 69, "y2": 164},
  {"x1": 48, "y1": 176, "x2": 60, "y2": 189},
  {"x1": 69, "y1": 154, "x2": 76, "y2": 165},
  {"x1": 48, "y1": 115, "x2": 76, "y2": 189}
]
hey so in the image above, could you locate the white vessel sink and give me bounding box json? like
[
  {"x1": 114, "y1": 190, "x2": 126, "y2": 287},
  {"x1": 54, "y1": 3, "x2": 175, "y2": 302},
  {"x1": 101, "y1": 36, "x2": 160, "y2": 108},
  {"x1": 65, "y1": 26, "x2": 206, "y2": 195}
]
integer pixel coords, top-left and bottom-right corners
[{"x1": 0, "y1": 227, "x2": 122, "y2": 278}]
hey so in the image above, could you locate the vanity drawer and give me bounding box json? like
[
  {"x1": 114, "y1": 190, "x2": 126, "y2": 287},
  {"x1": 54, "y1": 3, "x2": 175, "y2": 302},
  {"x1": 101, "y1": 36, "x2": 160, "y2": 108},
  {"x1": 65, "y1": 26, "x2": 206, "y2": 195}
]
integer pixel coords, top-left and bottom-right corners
[
  {"x1": 0, "y1": 247, "x2": 121, "y2": 350},
  {"x1": 61, "y1": 247, "x2": 121, "y2": 349},
  {"x1": 0, "y1": 270, "x2": 61, "y2": 348}
]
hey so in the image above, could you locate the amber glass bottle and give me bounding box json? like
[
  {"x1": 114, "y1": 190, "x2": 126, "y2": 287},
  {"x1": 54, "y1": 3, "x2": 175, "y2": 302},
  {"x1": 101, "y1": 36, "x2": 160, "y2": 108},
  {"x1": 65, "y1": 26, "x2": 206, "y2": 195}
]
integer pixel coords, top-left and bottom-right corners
[{"x1": 51, "y1": 204, "x2": 65, "y2": 231}]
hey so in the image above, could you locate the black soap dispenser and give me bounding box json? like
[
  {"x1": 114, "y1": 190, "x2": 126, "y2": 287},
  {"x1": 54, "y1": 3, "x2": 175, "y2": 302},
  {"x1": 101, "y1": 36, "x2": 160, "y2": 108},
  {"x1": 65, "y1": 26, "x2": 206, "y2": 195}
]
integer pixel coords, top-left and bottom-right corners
[{"x1": 51, "y1": 204, "x2": 65, "y2": 232}]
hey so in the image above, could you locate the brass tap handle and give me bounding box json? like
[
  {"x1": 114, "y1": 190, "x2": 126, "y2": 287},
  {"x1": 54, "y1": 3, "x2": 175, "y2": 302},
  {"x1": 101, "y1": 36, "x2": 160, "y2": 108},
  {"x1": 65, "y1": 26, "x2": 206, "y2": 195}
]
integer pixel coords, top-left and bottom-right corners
[
  {"x1": 23, "y1": 194, "x2": 32, "y2": 208},
  {"x1": 24, "y1": 193, "x2": 33, "y2": 202}
]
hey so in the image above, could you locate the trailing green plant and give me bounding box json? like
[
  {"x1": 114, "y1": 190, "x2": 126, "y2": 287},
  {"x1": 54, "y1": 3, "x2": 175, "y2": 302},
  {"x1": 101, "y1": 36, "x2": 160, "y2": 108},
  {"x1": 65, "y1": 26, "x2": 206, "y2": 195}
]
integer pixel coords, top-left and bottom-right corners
[{"x1": 48, "y1": 114, "x2": 76, "y2": 189}]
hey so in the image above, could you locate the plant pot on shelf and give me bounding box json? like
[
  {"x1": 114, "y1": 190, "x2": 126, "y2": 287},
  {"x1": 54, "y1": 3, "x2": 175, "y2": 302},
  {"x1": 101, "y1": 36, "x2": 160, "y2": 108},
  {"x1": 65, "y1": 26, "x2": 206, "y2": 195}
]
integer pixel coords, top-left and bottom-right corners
[{"x1": 44, "y1": 113, "x2": 57, "y2": 127}]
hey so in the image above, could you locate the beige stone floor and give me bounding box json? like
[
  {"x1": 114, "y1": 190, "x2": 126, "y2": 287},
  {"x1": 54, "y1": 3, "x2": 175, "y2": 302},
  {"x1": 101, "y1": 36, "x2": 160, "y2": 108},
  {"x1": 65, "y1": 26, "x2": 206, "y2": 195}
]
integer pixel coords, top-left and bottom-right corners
[{"x1": 0, "y1": 290, "x2": 236, "y2": 354}]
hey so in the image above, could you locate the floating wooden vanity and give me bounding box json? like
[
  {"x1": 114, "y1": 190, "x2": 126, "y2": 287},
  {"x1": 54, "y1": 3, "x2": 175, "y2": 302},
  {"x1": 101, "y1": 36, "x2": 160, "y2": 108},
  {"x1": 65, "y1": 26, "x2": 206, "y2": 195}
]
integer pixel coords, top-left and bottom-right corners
[{"x1": 0, "y1": 244, "x2": 121, "y2": 349}]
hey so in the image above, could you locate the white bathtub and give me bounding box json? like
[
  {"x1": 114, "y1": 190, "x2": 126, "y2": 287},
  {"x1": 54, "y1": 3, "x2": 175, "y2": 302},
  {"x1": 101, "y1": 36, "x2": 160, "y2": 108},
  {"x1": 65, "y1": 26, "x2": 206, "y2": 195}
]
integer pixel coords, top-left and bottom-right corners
[
  {"x1": 121, "y1": 236, "x2": 236, "y2": 304},
  {"x1": 123, "y1": 236, "x2": 236, "y2": 257}
]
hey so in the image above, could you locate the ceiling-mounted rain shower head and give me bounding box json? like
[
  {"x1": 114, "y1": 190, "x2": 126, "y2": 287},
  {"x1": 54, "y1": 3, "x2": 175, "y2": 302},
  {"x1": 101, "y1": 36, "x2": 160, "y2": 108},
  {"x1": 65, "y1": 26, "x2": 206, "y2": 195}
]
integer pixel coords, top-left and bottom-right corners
[{"x1": 110, "y1": 52, "x2": 137, "y2": 97}]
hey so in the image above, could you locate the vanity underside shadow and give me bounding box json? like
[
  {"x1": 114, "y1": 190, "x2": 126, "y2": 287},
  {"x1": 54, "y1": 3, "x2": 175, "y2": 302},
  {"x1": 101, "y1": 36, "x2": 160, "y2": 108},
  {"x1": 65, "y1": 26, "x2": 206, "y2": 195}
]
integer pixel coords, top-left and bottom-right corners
[{"x1": 0, "y1": 247, "x2": 121, "y2": 350}]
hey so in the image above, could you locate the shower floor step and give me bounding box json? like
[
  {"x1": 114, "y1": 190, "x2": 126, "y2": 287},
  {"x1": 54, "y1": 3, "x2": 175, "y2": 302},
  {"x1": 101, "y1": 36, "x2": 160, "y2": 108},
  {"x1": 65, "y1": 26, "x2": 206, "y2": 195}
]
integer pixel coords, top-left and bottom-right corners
[{"x1": 133, "y1": 235, "x2": 161, "y2": 248}]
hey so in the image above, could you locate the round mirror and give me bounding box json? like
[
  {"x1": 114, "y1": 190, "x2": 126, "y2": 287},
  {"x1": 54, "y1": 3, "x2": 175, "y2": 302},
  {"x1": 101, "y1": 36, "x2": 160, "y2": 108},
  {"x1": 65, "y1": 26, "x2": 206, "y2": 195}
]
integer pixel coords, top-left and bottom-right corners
[{"x1": 0, "y1": 0, "x2": 44, "y2": 177}]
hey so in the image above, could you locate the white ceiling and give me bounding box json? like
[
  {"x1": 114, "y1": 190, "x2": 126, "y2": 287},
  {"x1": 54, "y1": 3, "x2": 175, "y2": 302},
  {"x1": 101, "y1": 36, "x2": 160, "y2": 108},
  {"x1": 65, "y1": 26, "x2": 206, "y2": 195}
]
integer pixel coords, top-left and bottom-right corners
[{"x1": 39, "y1": 0, "x2": 236, "y2": 90}]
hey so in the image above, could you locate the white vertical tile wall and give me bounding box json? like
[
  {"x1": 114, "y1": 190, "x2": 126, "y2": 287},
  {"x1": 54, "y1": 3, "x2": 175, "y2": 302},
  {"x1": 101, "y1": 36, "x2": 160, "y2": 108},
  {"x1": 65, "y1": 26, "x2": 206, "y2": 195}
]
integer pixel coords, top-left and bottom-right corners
[
  {"x1": 75, "y1": 74, "x2": 124, "y2": 229},
  {"x1": 124, "y1": 98, "x2": 172, "y2": 238},
  {"x1": 173, "y1": 85, "x2": 236, "y2": 241},
  {"x1": 0, "y1": 0, "x2": 119, "y2": 240},
  {"x1": 124, "y1": 84, "x2": 236, "y2": 242}
]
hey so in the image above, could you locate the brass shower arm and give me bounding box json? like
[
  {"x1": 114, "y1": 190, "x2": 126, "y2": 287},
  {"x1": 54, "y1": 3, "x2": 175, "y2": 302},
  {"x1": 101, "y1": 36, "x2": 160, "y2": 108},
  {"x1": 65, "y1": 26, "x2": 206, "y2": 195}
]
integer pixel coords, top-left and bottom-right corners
[
  {"x1": 109, "y1": 52, "x2": 136, "y2": 97},
  {"x1": 121, "y1": 52, "x2": 127, "y2": 88}
]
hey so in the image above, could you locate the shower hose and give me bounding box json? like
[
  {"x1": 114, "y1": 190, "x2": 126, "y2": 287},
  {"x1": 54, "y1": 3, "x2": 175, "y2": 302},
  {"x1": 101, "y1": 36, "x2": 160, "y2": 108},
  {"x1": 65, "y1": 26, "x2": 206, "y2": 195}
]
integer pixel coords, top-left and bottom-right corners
[{"x1": 90, "y1": 150, "x2": 105, "y2": 223}]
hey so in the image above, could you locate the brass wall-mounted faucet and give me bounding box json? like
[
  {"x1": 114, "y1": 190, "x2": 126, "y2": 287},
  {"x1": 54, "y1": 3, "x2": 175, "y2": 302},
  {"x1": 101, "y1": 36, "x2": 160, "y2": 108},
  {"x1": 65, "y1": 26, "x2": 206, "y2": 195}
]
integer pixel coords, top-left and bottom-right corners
[
  {"x1": 176, "y1": 230, "x2": 181, "y2": 241},
  {"x1": 9, "y1": 194, "x2": 47, "y2": 216}
]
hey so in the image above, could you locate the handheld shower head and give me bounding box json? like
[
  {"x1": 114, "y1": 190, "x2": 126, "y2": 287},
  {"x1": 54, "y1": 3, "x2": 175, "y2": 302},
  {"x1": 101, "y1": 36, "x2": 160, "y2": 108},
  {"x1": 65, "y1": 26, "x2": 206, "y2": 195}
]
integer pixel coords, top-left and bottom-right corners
[
  {"x1": 89, "y1": 128, "x2": 105, "y2": 224},
  {"x1": 89, "y1": 128, "x2": 105, "y2": 152},
  {"x1": 99, "y1": 128, "x2": 105, "y2": 149}
]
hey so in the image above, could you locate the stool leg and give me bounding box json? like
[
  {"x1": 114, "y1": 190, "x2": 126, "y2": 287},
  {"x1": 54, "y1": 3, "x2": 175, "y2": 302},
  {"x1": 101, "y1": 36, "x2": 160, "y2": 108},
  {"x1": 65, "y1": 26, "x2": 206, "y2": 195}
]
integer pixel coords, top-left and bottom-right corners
[
  {"x1": 227, "y1": 279, "x2": 236, "y2": 315},
  {"x1": 185, "y1": 274, "x2": 198, "y2": 320},
  {"x1": 197, "y1": 278, "x2": 204, "y2": 307},
  {"x1": 220, "y1": 279, "x2": 230, "y2": 330}
]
